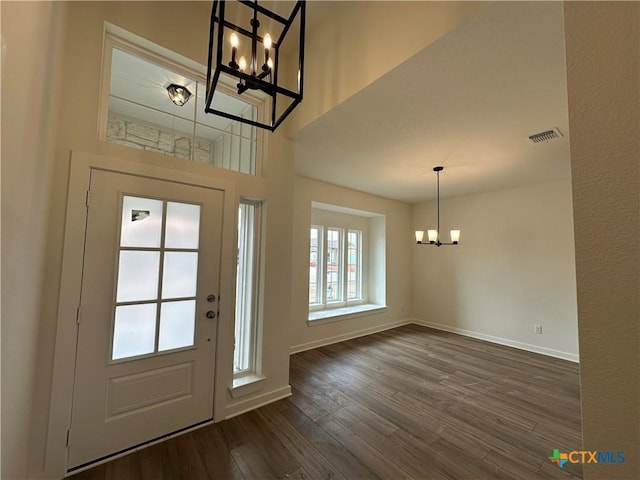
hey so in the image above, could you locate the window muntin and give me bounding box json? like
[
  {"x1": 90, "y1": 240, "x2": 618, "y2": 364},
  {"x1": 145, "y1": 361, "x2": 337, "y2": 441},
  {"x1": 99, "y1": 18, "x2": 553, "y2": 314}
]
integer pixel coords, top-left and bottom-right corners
[
  {"x1": 102, "y1": 32, "x2": 261, "y2": 175},
  {"x1": 234, "y1": 201, "x2": 262, "y2": 375},
  {"x1": 112, "y1": 196, "x2": 201, "y2": 361},
  {"x1": 310, "y1": 225, "x2": 364, "y2": 310}
]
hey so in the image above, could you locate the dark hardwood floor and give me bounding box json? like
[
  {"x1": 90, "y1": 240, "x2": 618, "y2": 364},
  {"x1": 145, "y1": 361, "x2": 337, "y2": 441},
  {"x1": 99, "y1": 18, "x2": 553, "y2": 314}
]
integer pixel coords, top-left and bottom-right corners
[{"x1": 71, "y1": 325, "x2": 583, "y2": 479}]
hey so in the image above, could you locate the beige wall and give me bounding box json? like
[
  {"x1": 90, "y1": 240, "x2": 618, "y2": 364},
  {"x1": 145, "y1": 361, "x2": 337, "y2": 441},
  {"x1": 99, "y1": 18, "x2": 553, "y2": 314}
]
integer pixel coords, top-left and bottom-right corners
[
  {"x1": 412, "y1": 179, "x2": 579, "y2": 360},
  {"x1": 290, "y1": 175, "x2": 412, "y2": 352},
  {"x1": 20, "y1": 2, "x2": 294, "y2": 477},
  {"x1": 1, "y1": 2, "x2": 67, "y2": 478},
  {"x1": 286, "y1": 1, "x2": 487, "y2": 135},
  {"x1": 3, "y1": 2, "x2": 638, "y2": 479},
  {"x1": 564, "y1": 3, "x2": 640, "y2": 479}
]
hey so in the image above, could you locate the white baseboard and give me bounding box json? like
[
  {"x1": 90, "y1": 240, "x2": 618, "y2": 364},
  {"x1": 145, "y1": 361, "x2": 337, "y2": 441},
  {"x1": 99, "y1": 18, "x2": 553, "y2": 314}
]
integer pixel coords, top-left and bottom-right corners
[
  {"x1": 224, "y1": 385, "x2": 292, "y2": 420},
  {"x1": 289, "y1": 318, "x2": 413, "y2": 354},
  {"x1": 411, "y1": 318, "x2": 579, "y2": 363}
]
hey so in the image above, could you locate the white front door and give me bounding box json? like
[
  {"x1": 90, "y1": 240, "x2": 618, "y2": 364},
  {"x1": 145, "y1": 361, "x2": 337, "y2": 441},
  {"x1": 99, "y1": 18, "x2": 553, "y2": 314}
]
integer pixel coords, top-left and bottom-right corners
[{"x1": 68, "y1": 169, "x2": 224, "y2": 470}]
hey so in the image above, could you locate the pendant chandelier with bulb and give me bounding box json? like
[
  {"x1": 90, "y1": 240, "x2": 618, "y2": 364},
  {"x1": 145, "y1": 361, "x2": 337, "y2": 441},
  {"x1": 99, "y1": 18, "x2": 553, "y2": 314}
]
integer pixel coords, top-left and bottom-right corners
[
  {"x1": 205, "y1": 0, "x2": 305, "y2": 131},
  {"x1": 415, "y1": 166, "x2": 461, "y2": 247}
]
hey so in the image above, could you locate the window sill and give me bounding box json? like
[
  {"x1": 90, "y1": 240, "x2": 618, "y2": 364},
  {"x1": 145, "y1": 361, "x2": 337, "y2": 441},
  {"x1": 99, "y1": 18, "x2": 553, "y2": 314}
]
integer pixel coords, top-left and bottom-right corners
[
  {"x1": 308, "y1": 304, "x2": 387, "y2": 325},
  {"x1": 229, "y1": 373, "x2": 266, "y2": 399}
]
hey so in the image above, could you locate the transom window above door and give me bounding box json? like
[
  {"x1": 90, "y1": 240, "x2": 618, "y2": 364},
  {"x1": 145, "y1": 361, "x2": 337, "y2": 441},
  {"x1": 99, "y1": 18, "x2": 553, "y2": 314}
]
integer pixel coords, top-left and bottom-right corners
[{"x1": 101, "y1": 24, "x2": 263, "y2": 175}]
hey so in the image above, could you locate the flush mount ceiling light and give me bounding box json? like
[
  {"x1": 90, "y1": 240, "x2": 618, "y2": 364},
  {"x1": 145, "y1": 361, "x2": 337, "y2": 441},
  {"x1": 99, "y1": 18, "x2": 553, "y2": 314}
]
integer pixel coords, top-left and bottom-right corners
[
  {"x1": 166, "y1": 84, "x2": 192, "y2": 106},
  {"x1": 415, "y1": 166, "x2": 461, "y2": 247},
  {"x1": 205, "y1": 0, "x2": 305, "y2": 131}
]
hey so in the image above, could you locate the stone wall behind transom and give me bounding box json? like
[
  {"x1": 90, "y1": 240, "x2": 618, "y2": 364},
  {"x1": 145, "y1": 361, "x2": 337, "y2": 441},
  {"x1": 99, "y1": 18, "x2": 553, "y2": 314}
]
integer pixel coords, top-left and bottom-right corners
[{"x1": 107, "y1": 113, "x2": 215, "y2": 165}]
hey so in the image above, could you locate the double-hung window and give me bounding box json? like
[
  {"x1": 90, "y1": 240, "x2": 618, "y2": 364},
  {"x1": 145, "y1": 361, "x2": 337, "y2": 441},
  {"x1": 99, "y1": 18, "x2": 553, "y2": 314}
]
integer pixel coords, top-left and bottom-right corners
[{"x1": 310, "y1": 225, "x2": 364, "y2": 309}]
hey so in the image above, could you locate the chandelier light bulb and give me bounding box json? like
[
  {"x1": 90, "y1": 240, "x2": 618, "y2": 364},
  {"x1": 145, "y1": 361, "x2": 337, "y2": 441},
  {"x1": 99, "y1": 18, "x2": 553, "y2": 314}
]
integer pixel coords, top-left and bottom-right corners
[
  {"x1": 415, "y1": 230, "x2": 425, "y2": 243},
  {"x1": 229, "y1": 33, "x2": 240, "y2": 68},
  {"x1": 263, "y1": 33, "x2": 272, "y2": 69},
  {"x1": 238, "y1": 56, "x2": 247, "y2": 72},
  {"x1": 427, "y1": 230, "x2": 438, "y2": 243},
  {"x1": 450, "y1": 230, "x2": 461, "y2": 243}
]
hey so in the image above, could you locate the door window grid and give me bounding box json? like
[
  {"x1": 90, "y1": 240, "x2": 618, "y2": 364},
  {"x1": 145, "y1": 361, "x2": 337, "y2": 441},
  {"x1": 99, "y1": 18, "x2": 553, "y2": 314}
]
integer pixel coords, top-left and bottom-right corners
[
  {"x1": 112, "y1": 195, "x2": 201, "y2": 361},
  {"x1": 310, "y1": 226, "x2": 364, "y2": 310}
]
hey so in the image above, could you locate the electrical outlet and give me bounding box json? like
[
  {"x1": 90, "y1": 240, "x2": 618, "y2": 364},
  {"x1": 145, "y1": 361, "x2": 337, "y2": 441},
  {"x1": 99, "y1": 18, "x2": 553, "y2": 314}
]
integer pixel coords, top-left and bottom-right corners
[{"x1": 534, "y1": 325, "x2": 543, "y2": 334}]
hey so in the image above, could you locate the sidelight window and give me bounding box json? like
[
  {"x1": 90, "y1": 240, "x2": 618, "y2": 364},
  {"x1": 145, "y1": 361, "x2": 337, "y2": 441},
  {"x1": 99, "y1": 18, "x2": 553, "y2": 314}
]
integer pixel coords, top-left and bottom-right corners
[{"x1": 234, "y1": 200, "x2": 262, "y2": 376}]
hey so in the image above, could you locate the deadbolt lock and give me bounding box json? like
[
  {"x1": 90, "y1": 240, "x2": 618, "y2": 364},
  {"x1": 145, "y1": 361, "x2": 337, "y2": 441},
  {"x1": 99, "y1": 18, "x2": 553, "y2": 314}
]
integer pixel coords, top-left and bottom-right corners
[
  {"x1": 207, "y1": 295, "x2": 217, "y2": 303},
  {"x1": 206, "y1": 310, "x2": 216, "y2": 319}
]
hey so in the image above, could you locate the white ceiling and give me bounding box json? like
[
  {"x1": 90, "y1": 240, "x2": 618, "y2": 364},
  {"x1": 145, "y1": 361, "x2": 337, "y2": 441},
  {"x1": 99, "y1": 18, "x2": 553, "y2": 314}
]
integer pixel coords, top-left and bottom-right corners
[{"x1": 293, "y1": 2, "x2": 572, "y2": 204}]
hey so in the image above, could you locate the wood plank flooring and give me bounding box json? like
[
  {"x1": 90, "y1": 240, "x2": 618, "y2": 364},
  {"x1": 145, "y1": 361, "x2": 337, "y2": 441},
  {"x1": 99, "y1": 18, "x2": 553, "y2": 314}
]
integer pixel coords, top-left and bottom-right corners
[{"x1": 70, "y1": 325, "x2": 583, "y2": 479}]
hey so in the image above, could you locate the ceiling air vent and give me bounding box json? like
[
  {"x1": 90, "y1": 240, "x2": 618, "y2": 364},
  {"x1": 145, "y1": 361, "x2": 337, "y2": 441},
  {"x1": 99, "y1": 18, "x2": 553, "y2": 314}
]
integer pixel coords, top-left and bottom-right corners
[{"x1": 528, "y1": 128, "x2": 563, "y2": 144}]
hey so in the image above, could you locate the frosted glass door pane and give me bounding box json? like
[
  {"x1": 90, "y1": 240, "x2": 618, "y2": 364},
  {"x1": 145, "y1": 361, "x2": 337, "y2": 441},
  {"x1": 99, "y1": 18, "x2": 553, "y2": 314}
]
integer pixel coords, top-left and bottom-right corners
[
  {"x1": 112, "y1": 304, "x2": 157, "y2": 360},
  {"x1": 116, "y1": 251, "x2": 160, "y2": 302},
  {"x1": 158, "y1": 300, "x2": 196, "y2": 351},
  {"x1": 162, "y1": 252, "x2": 198, "y2": 298},
  {"x1": 165, "y1": 202, "x2": 201, "y2": 249},
  {"x1": 120, "y1": 196, "x2": 163, "y2": 248}
]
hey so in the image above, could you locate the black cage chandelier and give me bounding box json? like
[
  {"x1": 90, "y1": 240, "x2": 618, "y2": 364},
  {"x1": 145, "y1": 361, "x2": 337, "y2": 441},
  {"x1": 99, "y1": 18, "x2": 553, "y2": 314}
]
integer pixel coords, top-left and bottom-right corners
[
  {"x1": 415, "y1": 166, "x2": 461, "y2": 247},
  {"x1": 205, "y1": 0, "x2": 306, "y2": 131}
]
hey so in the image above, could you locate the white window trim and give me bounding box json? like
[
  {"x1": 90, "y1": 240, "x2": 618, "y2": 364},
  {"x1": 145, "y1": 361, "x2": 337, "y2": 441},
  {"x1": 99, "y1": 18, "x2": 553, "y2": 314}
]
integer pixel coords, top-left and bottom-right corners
[
  {"x1": 309, "y1": 224, "x2": 367, "y2": 313},
  {"x1": 347, "y1": 229, "x2": 363, "y2": 301},
  {"x1": 229, "y1": 372, "x2": 266, "y2": 398},
  {"x1": 231, "y1": 199, "x2": 264, "y2": 393},
  {"x1": 308, "y1": 204, "x2": 387, "y2": 323},
  {"x1": 324, "y1": 227, "x2": 344, "y2": 305},
  {"x1": 308, "y1": 304, "x2": 388, "y2": 325},
  {"x1": 309, "y1": 225, "x2": 323, "y2": 306}
]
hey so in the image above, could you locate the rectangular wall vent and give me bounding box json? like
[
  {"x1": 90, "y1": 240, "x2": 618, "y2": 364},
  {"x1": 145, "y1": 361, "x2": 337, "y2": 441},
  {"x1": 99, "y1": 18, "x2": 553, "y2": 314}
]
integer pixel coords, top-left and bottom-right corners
[{"x1": 528, "y1": 128, "x2": 563, "y2": 144}]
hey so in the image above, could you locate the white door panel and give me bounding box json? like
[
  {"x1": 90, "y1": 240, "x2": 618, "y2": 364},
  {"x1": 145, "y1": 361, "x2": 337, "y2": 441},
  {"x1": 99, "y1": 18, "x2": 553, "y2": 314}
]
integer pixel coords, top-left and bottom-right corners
[{"x1": 68, "y1": 169, "x2": 223, "y2": 469}]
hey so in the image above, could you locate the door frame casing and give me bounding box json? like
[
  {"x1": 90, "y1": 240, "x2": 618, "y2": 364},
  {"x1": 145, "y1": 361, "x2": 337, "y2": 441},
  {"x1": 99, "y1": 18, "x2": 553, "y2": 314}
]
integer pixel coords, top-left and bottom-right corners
[{"x1": 45, "y1": 151, "x2": 237, "y2": 477}]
